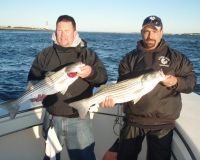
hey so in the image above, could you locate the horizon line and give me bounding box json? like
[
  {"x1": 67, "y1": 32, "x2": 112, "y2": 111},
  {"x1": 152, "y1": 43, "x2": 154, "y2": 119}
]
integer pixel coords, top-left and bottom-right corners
[{"x1": 0, "y1": 26, "x2": 200, "y2": 35}]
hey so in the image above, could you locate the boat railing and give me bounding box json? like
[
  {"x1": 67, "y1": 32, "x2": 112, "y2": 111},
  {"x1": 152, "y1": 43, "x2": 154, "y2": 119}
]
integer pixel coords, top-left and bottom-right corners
[{"x1": 0, "y1": 93, "x2": 200, "y2": 160}]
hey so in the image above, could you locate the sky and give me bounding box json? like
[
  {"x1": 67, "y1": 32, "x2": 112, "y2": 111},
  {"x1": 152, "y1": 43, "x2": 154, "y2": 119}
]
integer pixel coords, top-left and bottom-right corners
[{"x1": 1, "y1": 0, "x2": 200, "y2": 34}]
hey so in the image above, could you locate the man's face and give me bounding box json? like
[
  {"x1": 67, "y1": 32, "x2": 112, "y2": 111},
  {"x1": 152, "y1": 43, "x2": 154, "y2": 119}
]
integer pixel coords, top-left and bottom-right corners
[
  {"x1": 56, "y1": 21, "x2": 76, "y2": 47},
  {"x1": 141, "y1": 25, "x2": 163, "y2": 50}
]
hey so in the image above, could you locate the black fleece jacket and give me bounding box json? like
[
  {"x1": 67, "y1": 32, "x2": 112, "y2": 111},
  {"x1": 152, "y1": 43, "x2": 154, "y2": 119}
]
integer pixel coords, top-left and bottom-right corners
[
  {"x1": 28, "y1": 43, "x2": 107, "y2": 117},
  {"x1": 119, "y1": 39, "x2": 196, "y2": 126}
]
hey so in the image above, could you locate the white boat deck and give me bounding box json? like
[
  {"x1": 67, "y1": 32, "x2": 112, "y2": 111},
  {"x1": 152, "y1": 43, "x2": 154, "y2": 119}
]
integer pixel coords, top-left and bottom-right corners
[
  {"x1": 174, "y1": 92, "x2": 200, "y2": 159},
  {"x1": 0, "y1": 92, "x2": 199, "y2": 160}
]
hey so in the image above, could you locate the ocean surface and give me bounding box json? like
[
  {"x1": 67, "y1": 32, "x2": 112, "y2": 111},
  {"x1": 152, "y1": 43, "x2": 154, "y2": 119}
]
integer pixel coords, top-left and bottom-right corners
[{"x1": 0, "y1": 30, "x2": 200, "y2": 105}]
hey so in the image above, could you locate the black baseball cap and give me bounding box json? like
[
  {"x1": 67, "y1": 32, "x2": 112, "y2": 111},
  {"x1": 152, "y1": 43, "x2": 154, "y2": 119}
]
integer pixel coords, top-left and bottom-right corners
[{"x1": 142, "y1": 15, "x2": 163, "y2": 30}]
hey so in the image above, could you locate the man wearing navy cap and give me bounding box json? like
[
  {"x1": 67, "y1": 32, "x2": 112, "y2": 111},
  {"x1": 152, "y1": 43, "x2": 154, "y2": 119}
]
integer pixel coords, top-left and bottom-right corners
[{"x1": 102, "y1": 15, "x2": 196, "y2": 160}]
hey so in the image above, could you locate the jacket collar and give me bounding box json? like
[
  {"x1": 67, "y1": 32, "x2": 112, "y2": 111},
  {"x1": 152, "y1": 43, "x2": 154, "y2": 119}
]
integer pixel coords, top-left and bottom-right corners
[{"x1": 51, "y1": 32, "x2": 86, "y2": 48}]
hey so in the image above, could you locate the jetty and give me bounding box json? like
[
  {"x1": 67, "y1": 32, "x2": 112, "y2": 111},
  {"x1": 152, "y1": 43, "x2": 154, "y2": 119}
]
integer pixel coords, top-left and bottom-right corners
[{"x1": 0, "y1": 26, "x2": 51, "y2": 31}]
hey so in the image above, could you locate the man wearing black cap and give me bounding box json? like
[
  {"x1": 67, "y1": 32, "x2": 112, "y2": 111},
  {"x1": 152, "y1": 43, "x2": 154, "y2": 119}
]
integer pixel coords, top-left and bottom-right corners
[{"x1": 102, "y1": 15, "x2": 196, "y2": 160}]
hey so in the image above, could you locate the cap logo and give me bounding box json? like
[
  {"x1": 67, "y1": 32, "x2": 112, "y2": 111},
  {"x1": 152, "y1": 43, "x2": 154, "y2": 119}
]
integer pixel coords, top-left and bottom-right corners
[
  {"x1": 149, "y1": 16, "x2": 156, "y2": 20},
  {"x1": 149, "y1": 16, "x2": 159, "y2": 26}
]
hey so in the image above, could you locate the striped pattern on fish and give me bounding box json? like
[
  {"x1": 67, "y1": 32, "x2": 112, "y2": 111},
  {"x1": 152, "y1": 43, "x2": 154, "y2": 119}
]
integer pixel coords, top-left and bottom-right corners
[
  {"x1": 69, "y1": 70, "x2": 166, "y2": 118},
  {"x1": 0, "y1": 62, "x2": 85, "y2": 119}
]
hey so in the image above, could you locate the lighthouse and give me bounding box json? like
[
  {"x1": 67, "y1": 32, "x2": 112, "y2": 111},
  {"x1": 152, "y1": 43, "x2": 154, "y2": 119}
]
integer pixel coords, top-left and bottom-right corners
[{"x1": 45, "y1": 21, "x2": 49, "y2": 30}]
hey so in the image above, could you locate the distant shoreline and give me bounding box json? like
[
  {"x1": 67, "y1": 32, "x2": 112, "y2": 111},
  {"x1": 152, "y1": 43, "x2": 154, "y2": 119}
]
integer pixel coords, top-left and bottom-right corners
[
  {"x1": 0, "y1": 26, "x2": 53, "y2": 31},
  {"x1": 0, "y1": 26, "x2": 199, "y2": 35}
]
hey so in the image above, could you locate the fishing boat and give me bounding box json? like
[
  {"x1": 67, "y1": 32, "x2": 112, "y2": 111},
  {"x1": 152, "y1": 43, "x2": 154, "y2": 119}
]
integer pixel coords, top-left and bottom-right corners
[{"x1": 0, "y1": 92, "x2": 200, "y2": 160}]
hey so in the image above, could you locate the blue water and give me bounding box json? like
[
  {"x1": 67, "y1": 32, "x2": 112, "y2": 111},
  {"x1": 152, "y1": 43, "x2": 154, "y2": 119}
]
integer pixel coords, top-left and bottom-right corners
[{"x1": 0, "y1": 30, "x2": 200, "y2": 104}]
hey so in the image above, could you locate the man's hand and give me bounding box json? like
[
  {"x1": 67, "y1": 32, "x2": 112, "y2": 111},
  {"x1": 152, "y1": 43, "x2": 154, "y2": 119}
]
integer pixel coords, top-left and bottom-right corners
[
  {"x1": 103, "y1": 150, "x2": 117, "y2": 160},
  {"x1": 162, "y1": 75, "x2": 178, "y2": 87},
  {"x1": 31, "y1": 94, "x2": 46, "y2": 102},
  {"x1": 100, "y1": 96, "x2": 115, "y2": 108},
  {"x1": 77, "y1": 65, "x2": 92, "y2": 78}
]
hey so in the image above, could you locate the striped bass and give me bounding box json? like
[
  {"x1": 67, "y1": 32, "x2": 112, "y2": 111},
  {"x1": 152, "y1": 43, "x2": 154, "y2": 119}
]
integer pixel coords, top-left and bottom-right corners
[
  {"x1": 0, "y1": 62, "x2": 85, "y2": 119},
  {"x1": 69, "y1": 70, "x2": 166, "y2": 118}
]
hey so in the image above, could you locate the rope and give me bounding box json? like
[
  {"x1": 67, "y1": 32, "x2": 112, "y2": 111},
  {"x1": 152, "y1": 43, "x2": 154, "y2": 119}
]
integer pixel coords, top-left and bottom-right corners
[{"x1": 93, "y1": 107, "x2": 124, "y2": 137}]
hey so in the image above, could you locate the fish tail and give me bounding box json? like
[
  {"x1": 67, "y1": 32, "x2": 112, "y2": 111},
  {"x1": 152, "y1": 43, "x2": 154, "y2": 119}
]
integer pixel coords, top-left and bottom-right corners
[
  {"x1": 69, "y1": 100, "x2": 90, "y2": 119},
  {"x1": 0, "y1": 100, "x2": 20, "y2": 119}
]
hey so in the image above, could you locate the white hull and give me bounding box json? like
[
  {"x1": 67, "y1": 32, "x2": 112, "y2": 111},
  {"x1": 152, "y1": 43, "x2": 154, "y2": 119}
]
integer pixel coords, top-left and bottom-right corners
[{"x1": 0, "y1": 93, "x2": 200, "y2": 160}]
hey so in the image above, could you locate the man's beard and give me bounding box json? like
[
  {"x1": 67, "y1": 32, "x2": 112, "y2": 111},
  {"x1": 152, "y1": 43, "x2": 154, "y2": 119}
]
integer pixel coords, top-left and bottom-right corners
[{"x1": 144, "y1": 39, "x2": 156, "y2": 49}]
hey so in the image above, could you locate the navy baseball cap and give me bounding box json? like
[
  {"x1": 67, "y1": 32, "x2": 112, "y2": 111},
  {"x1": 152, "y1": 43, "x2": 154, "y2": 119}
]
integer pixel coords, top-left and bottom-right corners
[{"x1": 142, "y1": 15, "x2": 163, "y2": 30}]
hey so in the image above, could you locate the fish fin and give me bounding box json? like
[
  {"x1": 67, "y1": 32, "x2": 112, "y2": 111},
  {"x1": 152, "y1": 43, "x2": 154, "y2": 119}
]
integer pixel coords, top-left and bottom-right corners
[
  {"x1": 0, "y1": 100, "x2": 20, "y2": 119},
  {"x1": 26, "y1": 81, "x2": 39, "y2": 90},
  {"x1": 69, "y1": 99, "x2": 90, "y2": 118},
  {"x1": 60, "y1": 87, "x2": 68, "y2": 95},
  {"x1": 95, "y1": 84, "x2": 111, "y2": 93},
  {"x1": 88, "y1": 104, "x2": 99, "y2": 119},
  {"x1": 9, "y1": 107, "x2": 19, "y2": 119},
  {"x1": 45, "y1": 71, "x2": 55, "y2": 77},
  {"x1": 133, "y1": 97, "x2": 142, "y2": 104}
]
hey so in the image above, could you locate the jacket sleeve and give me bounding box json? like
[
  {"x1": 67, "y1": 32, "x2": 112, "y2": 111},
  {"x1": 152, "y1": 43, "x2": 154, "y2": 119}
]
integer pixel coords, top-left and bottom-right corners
[
  {"x1": 82, "y1": 48, "x2": 108, "y2": 87},
  {"x1": 118, "y1": 51, "x2": 139, "y2": 81},
  {"x1": 27, "y1": 51, "x2": 46, "y2": 81},
  {"x1": 173, "y1": 52, "x2": 196, "y2": 93},
  {"x1": 118, "y1": 55, "x2": 131, "y2": 81}
]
